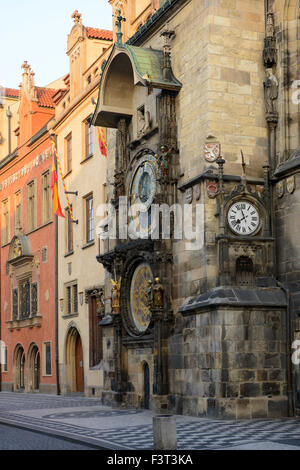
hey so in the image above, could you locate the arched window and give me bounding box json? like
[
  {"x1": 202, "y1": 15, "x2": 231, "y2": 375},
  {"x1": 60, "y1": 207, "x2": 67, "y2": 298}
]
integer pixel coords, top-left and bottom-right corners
[{"x1": 236, "y1": 256, "x2": 254, "y2": 286}]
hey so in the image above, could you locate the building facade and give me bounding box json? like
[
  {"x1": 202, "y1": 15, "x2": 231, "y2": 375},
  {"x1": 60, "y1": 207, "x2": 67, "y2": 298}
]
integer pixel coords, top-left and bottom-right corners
[
  {"x1": 49, "y1": 11, "x2": 112, "y2": 396},
  {"x1": 90, "y1": 0, "x2": 300, "y2": 419},
  {"x1": 0, "y1": 63, "x2": 59, "y2": 393},
  {"x1": 0, "y1": 88, "x2": 19, "y2": 161}
]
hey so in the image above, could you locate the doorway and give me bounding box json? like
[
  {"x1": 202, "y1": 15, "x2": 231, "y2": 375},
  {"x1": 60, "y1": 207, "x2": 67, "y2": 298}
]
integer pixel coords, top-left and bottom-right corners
[
  {"x1": 143, "y1": 362, "x2": 150, "y2": 409},
  {"x1": 65, "y1": 327, "x2": 85, "y2": 393},
  {"x1": 28, "y1": 344, "x2": 40, "y2": 392},
  {"x1": 14, "y1": 345, "x2": 25, "y2": 391}
]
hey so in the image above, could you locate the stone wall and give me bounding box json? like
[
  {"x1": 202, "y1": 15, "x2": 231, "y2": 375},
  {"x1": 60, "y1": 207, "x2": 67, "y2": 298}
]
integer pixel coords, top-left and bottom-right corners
[{"x1": 169, "y1": 306, "x2": 288, "y2": 419}]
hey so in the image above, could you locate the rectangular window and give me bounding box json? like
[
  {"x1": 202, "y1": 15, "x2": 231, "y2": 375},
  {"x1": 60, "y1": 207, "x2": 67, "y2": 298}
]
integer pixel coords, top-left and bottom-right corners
[
  {"x1": 85, "y1": 194, "x2": 94, "y2": 243},
  {"x1": 44, "y1": 342, "x2": 52, "y2": 376},
  {"x1": 20, "y1": 279, "x2": 31, "y2": 319},
  {"x1": 12, "y1": 288, "x2": 18, "y2": 320},
  {"x1": 31, "y1": 283, "x2": 38, "y2": 317},
  {"x1": 66, "y1": 285, "x2": 72, "y2": 314},
  {"x1": 42, "y1": 171, "x2": 51, "y2": 224},
  {"x1": 84, "y1": 118, "x2": 93, "y2": 158},
  {"x1": 14, "y1": 190, "x2": 22, "y2": 233},
  {"x1": 65, "y1": 205, "x2": 73, "y2": 253},
  {"x1": 65, "y1": 282, "x2": 78, "y2": 315},
  {"x1": 27, "y1": 180, "x2": 36, "y2": 232},
  {"x1": 65, "y1": 133, "x2": 72, "y2": 174},
  {"x1": 73, "y1": 284, "x2": 78, "y2": 313},
  {"x1": 88, "y1": 293, "x2": 103, "y2": 368},
  {"x1": 1, "y1": 199, "x2": 9, "y2": 245}
]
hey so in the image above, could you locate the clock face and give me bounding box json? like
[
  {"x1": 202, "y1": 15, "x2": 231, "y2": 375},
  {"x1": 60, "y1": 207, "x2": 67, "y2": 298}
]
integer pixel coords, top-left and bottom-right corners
[
  {"x1": 129, "y1": 263, "x2": 153, "y2": 334},
  {"x1": 129, "y1": 154, "x2": 157, "y2": 210},
  {"x1": 227, "y1": 201, "x2": 260, "y2": 235}
]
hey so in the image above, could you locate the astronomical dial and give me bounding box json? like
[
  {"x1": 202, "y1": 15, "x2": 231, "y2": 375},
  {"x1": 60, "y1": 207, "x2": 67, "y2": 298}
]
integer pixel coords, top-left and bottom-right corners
[
  {"x1": 227, "y1": 200, "x2": 260, "y2": 236},
  {"x1": 129, "y1": 263, "x2": 153, "y2": 334},
  {"x1": 129, "y1": 155, "x2": 157, "y2": 211}
]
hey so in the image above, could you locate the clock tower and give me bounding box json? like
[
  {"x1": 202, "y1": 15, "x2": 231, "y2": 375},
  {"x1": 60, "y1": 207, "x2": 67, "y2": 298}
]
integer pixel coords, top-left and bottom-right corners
[
  {"x1": 91, "y1": 0, "x2": 290, "y2": 418},
  {"x1": 92, "y1": 13, "x2": 181, "y2": 410}
]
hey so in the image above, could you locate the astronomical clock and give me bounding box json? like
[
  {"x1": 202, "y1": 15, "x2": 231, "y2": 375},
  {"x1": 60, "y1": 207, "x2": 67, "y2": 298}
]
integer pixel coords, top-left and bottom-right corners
[
  {"x1": 127, "y1": 153, "x2": 158, "y2": 238},
  {"x1": 93, "y1": 18, "x2": 181, "y2": 410}
]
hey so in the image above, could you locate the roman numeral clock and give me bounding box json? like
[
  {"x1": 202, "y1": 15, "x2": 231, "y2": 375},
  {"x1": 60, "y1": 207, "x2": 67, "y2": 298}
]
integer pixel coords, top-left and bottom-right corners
[{"x1": 227, "y1": 201, "x2": 260, "y2": 236}]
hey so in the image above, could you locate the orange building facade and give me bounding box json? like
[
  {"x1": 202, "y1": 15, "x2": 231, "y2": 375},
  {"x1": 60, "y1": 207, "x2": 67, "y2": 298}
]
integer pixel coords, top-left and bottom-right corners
[{"x1": 0, "y1": 63, "x2": 61, "y2": 393}]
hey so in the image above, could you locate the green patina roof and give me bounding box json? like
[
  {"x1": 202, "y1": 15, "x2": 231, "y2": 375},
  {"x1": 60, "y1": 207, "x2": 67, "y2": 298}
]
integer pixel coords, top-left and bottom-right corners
[
  {"x1": 122, "y1": 44, "x2": 182, "y2": 90},
  {"x1": 91, "y1": 41, "x2": 181, "y2": 127}
]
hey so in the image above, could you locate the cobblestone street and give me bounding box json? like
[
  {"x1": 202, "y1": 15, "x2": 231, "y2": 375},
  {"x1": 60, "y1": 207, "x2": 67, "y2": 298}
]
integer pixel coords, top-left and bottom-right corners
[
  {"x1": 0, "y1": 392, "x2": 300, "y2": 450},
  {"x1": 0, "y1": 423, "x2": 95, "y2": 450}
]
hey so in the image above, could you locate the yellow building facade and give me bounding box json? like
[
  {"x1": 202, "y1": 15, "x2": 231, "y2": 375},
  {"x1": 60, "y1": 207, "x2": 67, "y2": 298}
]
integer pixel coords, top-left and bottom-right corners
[{"x1": 49, "y1": 11, "x2": 113, "y2": 396}]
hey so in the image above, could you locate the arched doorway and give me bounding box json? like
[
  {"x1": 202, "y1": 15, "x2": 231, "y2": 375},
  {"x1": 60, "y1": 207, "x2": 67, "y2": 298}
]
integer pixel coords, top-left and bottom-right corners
[
  {"x1": 14, "y1": 345, "x2": 25, "y2": 391},
  {"x1": 143, "y1": 362, "x2": 150, "y2": 409},
  {"x1": 65, "y1": 327, "x2": 85, "y2": 393},
  {"x1": 28, "y1": 344, "x2": 40, "y2": 392}
]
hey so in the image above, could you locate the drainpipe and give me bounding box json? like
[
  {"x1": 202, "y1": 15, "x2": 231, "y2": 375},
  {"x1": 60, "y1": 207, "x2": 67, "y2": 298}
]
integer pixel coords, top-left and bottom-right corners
[
  {"x1": 277, "y1": 280, "x2": 294, "y2": 417},
  {"x1": 6, "y1": 107, "x2": 12, "y2": 156}
]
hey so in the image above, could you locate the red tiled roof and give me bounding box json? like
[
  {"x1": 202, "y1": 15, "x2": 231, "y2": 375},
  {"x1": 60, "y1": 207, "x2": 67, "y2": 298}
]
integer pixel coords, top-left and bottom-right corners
[
  {"x1": 36, "y1": 87, "x2": 59, "y2": 108},
  {"x1": 86, "y1": 27, "x2": 113, "y2": 41},
  {"x1": 4, "y1": 88, "x2": 19, "y2": 98}
]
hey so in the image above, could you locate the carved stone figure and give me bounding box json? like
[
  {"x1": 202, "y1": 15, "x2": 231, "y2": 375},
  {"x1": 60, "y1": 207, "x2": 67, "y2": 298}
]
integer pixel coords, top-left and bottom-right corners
[
  {"x1": 137, "y1": 109, "x2": 151, "y2": 138},
  {"x1": 155, "y1": 145, "x2": 171, "y2": 178},
  {"x1": 264, "y1": 69, "x2": 278, "y2": 115},
  {"x1": 266, "y1": 12, "x2": 275, "y2": 38},
  {"x1": 111, "y1": 278, "x2": 121, "y2": 314},
  {"x1": 153, "y1": 277, "x2": 164, "y2": 308},
  {"x1": 114, "y1": 172, "x2": 125, "y2": 198},
  {"x1": 116, "y1": 118, "x2": 129, "y2": 172},
  {"x1": 145, "y1": 279, "x2": 154, "y2": 309}
]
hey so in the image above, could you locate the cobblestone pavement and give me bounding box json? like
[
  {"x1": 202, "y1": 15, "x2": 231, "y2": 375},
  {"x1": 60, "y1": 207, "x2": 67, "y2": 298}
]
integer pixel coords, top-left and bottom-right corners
[
  {"x1": 0, "y1": 392, "x2": 300, "y2": 450},
  {"x1": 0, "y1": 423, "x2": 95, "y2": 450}
]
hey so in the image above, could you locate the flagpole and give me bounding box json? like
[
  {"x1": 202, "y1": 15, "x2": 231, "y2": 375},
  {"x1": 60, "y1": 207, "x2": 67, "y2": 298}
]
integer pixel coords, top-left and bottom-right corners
[
  {"x1": 50, "y1": 136, "x2": 78, "y2": 223},
  {"x1": 50, "y1": 132, "x2": 60, "y2": 396}
]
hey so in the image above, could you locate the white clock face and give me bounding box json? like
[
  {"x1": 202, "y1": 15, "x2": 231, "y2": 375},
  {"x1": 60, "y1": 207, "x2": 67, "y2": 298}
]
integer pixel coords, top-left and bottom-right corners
[{"x1": 227, "y1": 201, "x2": 260, "y2": 235}]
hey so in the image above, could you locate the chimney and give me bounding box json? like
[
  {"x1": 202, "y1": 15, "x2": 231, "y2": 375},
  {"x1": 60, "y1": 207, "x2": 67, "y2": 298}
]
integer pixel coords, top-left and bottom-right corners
[{"x1": 21, "y1": 61, "x2": 37, "y2": 101}]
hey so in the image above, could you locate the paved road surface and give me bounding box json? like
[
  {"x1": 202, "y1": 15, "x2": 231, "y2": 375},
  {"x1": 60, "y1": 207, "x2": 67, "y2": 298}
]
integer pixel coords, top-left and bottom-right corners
[
  {"x1": 1, "y1": 392, "x2": 300, "y2": 450},
  {"x1": 0, "y1": 423, "x2": 95, "y2": 450}
]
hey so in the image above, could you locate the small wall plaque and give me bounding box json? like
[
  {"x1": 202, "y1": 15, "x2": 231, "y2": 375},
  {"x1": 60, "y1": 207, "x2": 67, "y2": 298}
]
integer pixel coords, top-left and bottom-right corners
[
  {"x1": 193, "y1": 184, "x2": 201, "y2": 201},
  {"x1": 185, "y1": 187, "x2": 193, "y2": 204},
  {"x1": 204, "y1": 142, "x2": 220, "y2": 162},
  {"x1": 286, "y1": 175, "x2": 295, "y2": 194},
  {"x1": 276, "y1": 181, "x2": 284, "y2": 198},
  {"x1": 206, "y1": 181, "x2": 218, "y2": 199}
]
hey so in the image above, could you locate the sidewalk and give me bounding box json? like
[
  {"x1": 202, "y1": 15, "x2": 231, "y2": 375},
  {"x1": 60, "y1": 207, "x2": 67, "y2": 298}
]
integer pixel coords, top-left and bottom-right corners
[{"x1": 0, "y1": 392, "x2": 300, "y2": 450}]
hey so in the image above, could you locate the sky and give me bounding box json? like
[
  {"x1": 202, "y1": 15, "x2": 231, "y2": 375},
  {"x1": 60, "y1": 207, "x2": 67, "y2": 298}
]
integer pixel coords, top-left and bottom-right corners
[{"x1": 0, "y1": 0, "x2": 113, "y2": 89}]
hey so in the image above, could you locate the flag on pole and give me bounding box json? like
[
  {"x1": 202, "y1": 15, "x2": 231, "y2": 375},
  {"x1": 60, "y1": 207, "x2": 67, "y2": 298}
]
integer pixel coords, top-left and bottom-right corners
[
  {"x1": 97, "y1": 127, "x2": 107, "y2": 157},
  {"x1": 51, "y1": 155, "x2": 65, "y2": 218}
]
